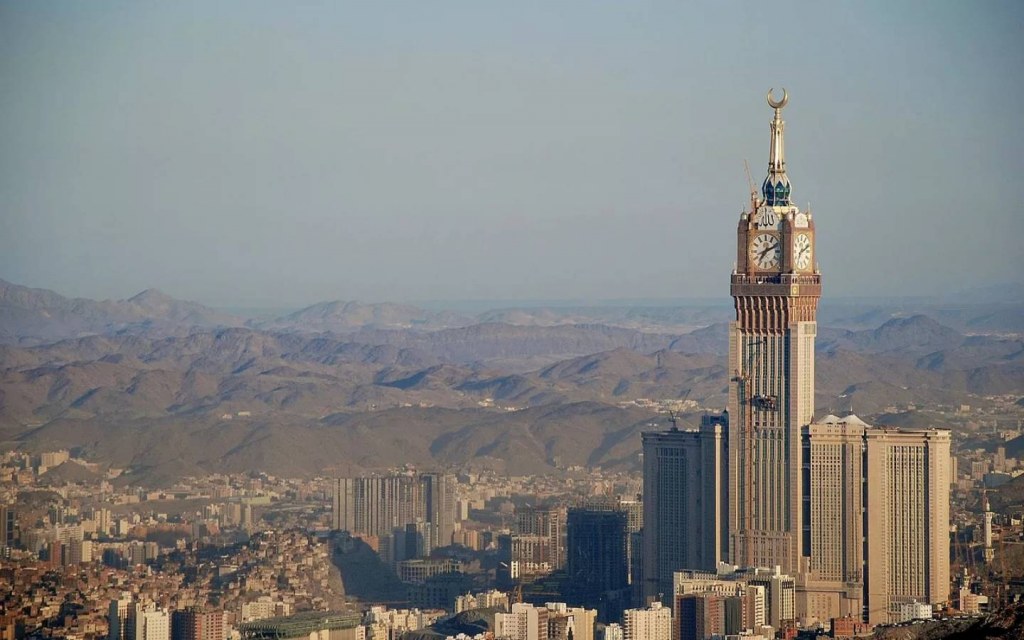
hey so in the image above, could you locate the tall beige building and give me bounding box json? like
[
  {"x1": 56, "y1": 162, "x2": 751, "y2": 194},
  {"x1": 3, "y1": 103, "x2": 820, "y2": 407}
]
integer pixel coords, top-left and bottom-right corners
[
  {"x1": 798, "y1": 416, "x2": 951, "y2": 625},
  {"x1": 864, "y1": 427, "x2": 951, "y2": 624},
  {"x1": 799, "y1": 416, "x2": 867, "y2": 621}
]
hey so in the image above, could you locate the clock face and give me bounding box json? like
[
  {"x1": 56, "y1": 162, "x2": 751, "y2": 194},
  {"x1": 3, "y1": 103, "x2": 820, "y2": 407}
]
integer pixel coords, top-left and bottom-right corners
[
  {"x1": 755, "y1": 207, "x2": 779, "y2": 230},
  {"x1": 794, "y1": 233, "x2": 812, "y2": 270},
  {"x1": 750, "y1": 233, "x2": 781, "y2": 270}
]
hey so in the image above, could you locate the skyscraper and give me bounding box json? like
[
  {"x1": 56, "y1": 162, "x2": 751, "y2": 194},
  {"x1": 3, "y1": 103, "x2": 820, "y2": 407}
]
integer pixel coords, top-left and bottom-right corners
[
  {"x1": 332, "y1": 472, "x2": 452, "y2": 548},
  {"x1": 420, "y1": 472, "x2": 455, "y2": 550},
  {"x1": 648, "y1": 90, "x2": 953, "y2": 632},
  {"x1": 799, "y1": 415, "x2": 952, "y2": 624},
  {"x1": 864, "y1": 427, "x2": 951, "y2": 624},
  {"x1": 728, "y1": 88, "x2": 821, "y2": 575},
  {"x1": 641, "y1": 418, "x2": 727, "y2": 603},
  {"x1": 0, "y1": 505, "x2": 15, "y2": 550},
  {"x1": 516, "y1": 505, "x2": 566, "y2": 570},
  {"x1": 567, "y1": 507, "x2": 630, "y2": 622},
  {"x1": 800, "y1": 416, "x2": 867, "y2": 621},
  {"x1": 108, "y1": 594, "x2": 133, "y2": 640},
  {"x1": 332, "y1": 477, "x2": 355, "y2": 532}
]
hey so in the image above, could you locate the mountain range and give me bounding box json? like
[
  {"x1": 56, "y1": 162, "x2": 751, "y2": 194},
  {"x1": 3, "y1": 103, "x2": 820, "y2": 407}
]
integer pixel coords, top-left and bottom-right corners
[{"x1": 1, "y1": 279, "x2": 1021, "y2": 483}]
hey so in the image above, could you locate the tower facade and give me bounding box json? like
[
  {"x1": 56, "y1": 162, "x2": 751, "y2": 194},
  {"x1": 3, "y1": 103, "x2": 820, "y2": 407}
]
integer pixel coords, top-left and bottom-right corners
[{"x1": 728, "y1": 90, "x2": 821, "y2": 574}]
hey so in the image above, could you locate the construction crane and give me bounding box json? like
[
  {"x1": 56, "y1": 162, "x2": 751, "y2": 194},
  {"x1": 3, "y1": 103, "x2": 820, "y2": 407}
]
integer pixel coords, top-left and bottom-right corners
[
  {"x1": 666, "y1": 388, "x2": 693, "y2": 432},
  {"x1": 744, "y1": 159, "x2": 759, "y2": 212}
]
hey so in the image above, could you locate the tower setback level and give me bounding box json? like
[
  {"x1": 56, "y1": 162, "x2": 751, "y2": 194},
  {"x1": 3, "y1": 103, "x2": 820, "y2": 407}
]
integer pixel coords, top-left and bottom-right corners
[{"x1": 728, "y1": 89, "x2": 821, "y2": 574}]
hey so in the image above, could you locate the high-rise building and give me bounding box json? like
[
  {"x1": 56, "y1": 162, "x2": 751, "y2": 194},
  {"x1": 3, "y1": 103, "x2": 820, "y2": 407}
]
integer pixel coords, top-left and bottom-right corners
[
  {"x1": 798, "y1": 415, "x2": 952, "y2": 625},
  {"x1": 567, "y1": 507, "x2": 629, "y2": 622},
  {"x1": 498, "y1": 533, "x2": 556, "y2": 579},
  {"x1": 332, "y1": 477, "x2": 354, "y2": 532},
  {"x1": 0, "y1": 505, "x2": 15, "y2": 550},
  {"x1": 69, "y1": 539, "x2": 93, "y2": 564},
  {"x1": 332, "y1": 472, "x2": 453, "y2": 551},
  {"x1": 335, "y1": 474, "x2": 421, "y2": 536},
  {"x1": 402, "y1": 520, "x2": 435, "y2": 558},
  {"x1": 516, "y1": 505, "x2": 566, "y2": 570},
  {"x1": 728, "y1": 88, "x2": 821, "y2": 575},
  {"x1": 863, "y1": 427, "x2": 951, "y2": 625},
  {"x1": 420, "y1": 472, "x2": 455, "y2": 550},
  {"x1": 799, "y1": 416, "x2": 867, "y2": 620},
  {"x1": 641, "y1": 418, "x2": 727, "y2": 603},
  {"x1": 108, "y1": 594, "x2": 134, "y2": 640}
]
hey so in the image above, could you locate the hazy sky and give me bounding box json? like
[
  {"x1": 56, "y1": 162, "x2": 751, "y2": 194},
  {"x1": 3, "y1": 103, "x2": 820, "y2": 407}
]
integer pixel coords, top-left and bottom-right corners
[{"x1": 1, "y1": 1, "x2": 1022, "y2": 307}]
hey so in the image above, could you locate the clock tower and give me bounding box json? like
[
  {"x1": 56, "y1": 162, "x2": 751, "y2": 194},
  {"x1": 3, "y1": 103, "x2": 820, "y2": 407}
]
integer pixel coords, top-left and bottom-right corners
[{"x1": 728, "y1": 90, "x2": 821, "y2": 574}]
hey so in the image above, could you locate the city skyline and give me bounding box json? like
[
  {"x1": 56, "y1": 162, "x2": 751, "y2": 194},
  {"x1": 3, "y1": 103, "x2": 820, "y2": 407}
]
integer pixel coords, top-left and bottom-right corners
[
  {"x1": 2, "y1": 2, "x2": 1023, "y2": 307},
  {"x1": 1, "y1": 4, "x2": 1022, "y2": 638}
]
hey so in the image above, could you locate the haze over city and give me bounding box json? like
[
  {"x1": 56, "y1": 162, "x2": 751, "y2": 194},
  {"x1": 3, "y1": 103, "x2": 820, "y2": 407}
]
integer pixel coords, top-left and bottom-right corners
[{"x1": 2, "y1": 1, "x2": 1022, "y2": 307}]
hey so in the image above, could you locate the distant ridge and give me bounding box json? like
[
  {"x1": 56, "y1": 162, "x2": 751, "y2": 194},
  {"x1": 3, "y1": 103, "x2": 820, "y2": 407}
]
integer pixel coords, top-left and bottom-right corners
[
  {"x1": 0, "y1": 279, "x2": 242, "y2": 345},
  {"x1": 256, "y1": 299, "x2": 475, "y2": 332}
]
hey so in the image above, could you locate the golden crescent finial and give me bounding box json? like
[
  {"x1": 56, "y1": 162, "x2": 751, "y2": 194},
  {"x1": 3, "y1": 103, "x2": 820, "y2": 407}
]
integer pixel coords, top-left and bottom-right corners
[{"x1": 767, "y1": 87, "x2": 788, "y2": 110}]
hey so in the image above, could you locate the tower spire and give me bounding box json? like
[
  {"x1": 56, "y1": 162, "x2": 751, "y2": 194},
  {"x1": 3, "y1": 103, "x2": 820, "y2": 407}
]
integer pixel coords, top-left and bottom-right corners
[{"x1": 762, "y1": 88, "x2": 791, "y2": 206}]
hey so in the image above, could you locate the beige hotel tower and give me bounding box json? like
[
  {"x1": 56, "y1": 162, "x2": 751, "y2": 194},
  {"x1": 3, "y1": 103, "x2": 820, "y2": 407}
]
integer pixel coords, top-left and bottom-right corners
[
  {"x1": 801, "y1": 417, "x2": 951, "y2": 624},
  {"x1": 724, "y1": 92, "x2": 950, "y2": 625}
]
